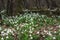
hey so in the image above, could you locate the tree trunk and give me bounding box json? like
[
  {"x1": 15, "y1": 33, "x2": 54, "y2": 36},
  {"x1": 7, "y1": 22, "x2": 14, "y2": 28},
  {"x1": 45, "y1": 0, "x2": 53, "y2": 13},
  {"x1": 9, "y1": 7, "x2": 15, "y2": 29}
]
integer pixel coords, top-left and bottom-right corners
[{"x1": 7, "y1": 0, "x2": 13, "y2": 16}]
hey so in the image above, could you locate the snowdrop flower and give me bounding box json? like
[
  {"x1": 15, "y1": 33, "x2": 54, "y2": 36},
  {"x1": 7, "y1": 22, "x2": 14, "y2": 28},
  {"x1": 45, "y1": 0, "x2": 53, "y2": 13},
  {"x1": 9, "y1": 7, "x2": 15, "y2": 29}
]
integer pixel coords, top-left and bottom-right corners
[
  {"x1": 43, "y1": 35, "x2": 45, "y2": 37},
  {"x1": 7, "y1": 31, "x2": 9, "y2": 33},
  {"x1": 4, "y1": 29, "x2": 7, "y2": 31},
  {"x1": 0, "y1": 27, "x2": 2, "y2": 30},
  {"x1": 29, "y1": 30, "x2": 32, "y2": 33},
  {"x1": 59, "y1": 29, "x2": 60, "y2": 31},
  {"x1": 21, "y1": 25, "x2": 24, "y2": 27},
  {"x1": 30, "y1": 18, "x2": 33, "y2": 21},
  {"x1": 35, "y1": 24, "x2": 38, "y2": 26},
  {"x1": 15, "y1": 21, "x2": 18, "y2": 23},
  {"x1": 14, "y1": 24, "x2": 18, "y2": 27},
  {"x1": 59, "y1": 33, "x2": 60, "y2": 35},
  {"x1": 4, "y1": 33, "x2": 8, "y2": 35},
  {"x1": 8, "y1": 29, "x2": 12, "y2": 32},
  {"x1": 47, "y1": 31, "x2": 52, "y2": 36},
  {"x1": 29, "y1": 34, "x2": 32, "y2": 37},
  {"x1": 7, "y1": 28, "x2": 13, "y2": 34},
  {"x1": 30, "y1": 37, "x2": 33, "y2": 39},
  {"x1": 25, "y1": 30, "x2": 27, "y2": 32},
  {"x1": 12, "y1": 33, "x2": 14, "y2": 35},
  {"x1": 9, "y1": 20, "x2": 11, "y2": 22},
  {"x1": 50, "y1": 27, "x2": 53, "y2": 30},
  {"x1": 29, "y1": 26, "x2": 31, "y2": 29},
  {"x1": 17, "y1": 27, "x2": 19, "y2": 30},
  {"x1": 58, "y1": 25, "x2": 60, "y2": 28},
  {"x1": 12, "y1": 16, "x2": 15, "y2": 18},
  {"x1": 44, "y1": 30, "x2": 47, "y2": 33},
  {"x1": 41, "y1": 15, "x2": 45, "y2": 18},
  {"x1": 23, "y1": 9, "x2": 28, "y2": 12},
  {"x1": 53, "y1": 37, "x2": 56, "y2": 39},
  {"x1": 1, "y1": 37, "x2": 4, "y2": 40},
  {"x1": 54, "y1": 31, "x2": 57, "y2": 33},
  {"x1": 36, "y1": 31, "x2": 40, "y2": 34},
  {"x1": 10, "y1": 31, "x2": 14, "y2": 34},
  {"x1": 21, "y1": 32, "x2": 24, "y2": 34},
  {"x1": 15, "y1": 16, "x2": 18, "y2": 18},
  {"x1": 1, "y1": 31, "x2": 4, "y2": 34},
  {"x1": 12, "y1": 22, "x2": 15, "y2": 24},
  {"x1": 1, "y1": 33, "x2": 5, "y2": 36},
  {"x1": 1, "y1": 31, "x2": 6, "y2": 36},
  {"x1": 30, "y1": 23, "x2": 32, "y2": 25},
  {"x1": 6, "y1": 36, "x2": 9, "y2": 39},
  {"x1": 1, "y1": 32, "x2": 8, "y2": 36},
  {"x1": 5, "y1": 33, "x2": 8, "y2": 35},
  {"x1": 1, "y1": 10, "x2": 6, "y2": 13},
  {"x1": 7, "y1": 29, "x2": 11, "y2": 33},
  {"x1": 32, "y1": 28, "x2": 34, "y2": 30},
  {"x1": 31, "y1": 22, "x2": 33, "y2": 24}
]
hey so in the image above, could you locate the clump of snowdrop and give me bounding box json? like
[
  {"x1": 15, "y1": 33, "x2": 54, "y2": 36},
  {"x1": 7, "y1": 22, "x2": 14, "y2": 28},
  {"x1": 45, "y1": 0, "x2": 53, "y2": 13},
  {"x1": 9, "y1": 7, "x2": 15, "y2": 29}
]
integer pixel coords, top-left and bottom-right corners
[
  {"x1": 1, "y1": 12, "x2": 60, "y2": 40},
  {"x1": 1, "y1": 31, "x2": 6, "y2": 36},
  {"x1": 1, "y1": 28, "x2": 16, "y2": 38}
]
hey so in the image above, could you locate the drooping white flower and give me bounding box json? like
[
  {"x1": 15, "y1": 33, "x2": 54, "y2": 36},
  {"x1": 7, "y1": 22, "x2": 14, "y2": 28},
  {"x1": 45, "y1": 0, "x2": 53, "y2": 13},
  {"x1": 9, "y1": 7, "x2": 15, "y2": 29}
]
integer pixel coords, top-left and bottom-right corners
[
  {"x1": 0, "y1": 27, "x2": 2, "y2": 30},
  {"x1": 43, "y1": 35, "x2": 45, "y2": 37},
  {"x1": 6, "y1": 36, "x2": 9, "y2": 38},
  {"x1": 12, "y1": 33, "x2": 14, "y2": 35},
  {"x1": 36, "y1": 31, "x2": 40, "y2": 34},
  {"x1": 1, "y1": 10, "x2": 6, "y2": 13},
  {"x1": 4, "y1": 29, "x2": 7, "y2": 31},
  {"x1": 58, "y1": 25, "x2": 60, "y2": 28},
  {"x1": 44, "y1": 30, "x2": 47, "y2": 33},
  {"x1": 59, "y1": 33, "x2": 60, "y2": 35},
  {"x1": 7, "y1": 28, "x2": 13, "y2": 34},
  {"x1": 54, "y1": 31, "x2": 57, "y2": 33},
  {"x1": 7, "y1": 29, "x2": 11, "y2": 33},
  {"x1": 21, "y1": 32, "x2": 24, "y2": 34},
  {"x1": 30, "y1": 18, "x2": 33, "y2": 21},
  {"x1": 1, "y1": 31, "x2": 4, "y2": 34},
  {"x1": 25, "y1": 30, "x2": 27, "y2": 32},
  {"x1": 29, "y1": 30, "x2": 32, "y2": 33},
  {"x1": 15, "y1": 21, "x2": 18, "y2": 23},
  {"x1": 1, "y1": 37, "x2": 4, "y2": 40},
  {"x1": 47, "y1": 31, "x2": 52, "y2": 36},
  {"x1": 14, "y1": 24, "x2": 18, "y2": 26},
  {"x1": 30, "y1": 37, "x2": 33, "y2": 39},
  {"x1": 41, "y1": 15, "x2": 45, "y2": 18},
  {"x1": 32, "y1": 28, "x2": 34, "y2": 30},
  {"x1": 17, "y1": 27, "x2": 19, "y2": 30},
  {"x1": 12, "y1": 22, "x2": 15, "y2": 24},
  {"x1": 1, "y1": 33, "x2": 8, "y2": 36},
  {"x1": 35, "y1": 24, "x2": 38, "y2": 26},
  {"x1": 29, "y1": 34, "x2": 32, "y2": 37},
  {"x1": 53, "y1": 37, "x2": 56, "y2": 39}
]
